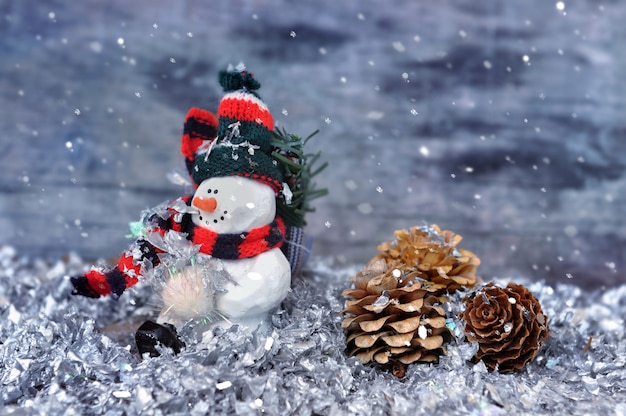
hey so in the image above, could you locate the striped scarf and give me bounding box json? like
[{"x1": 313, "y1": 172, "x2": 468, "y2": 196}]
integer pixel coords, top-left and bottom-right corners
[
  {"x1": 166, "y1": 212, "x2": 286, "y2": 260},
  {"x1": 71, "y1": 197, "x2": 288, "y2": 299}
]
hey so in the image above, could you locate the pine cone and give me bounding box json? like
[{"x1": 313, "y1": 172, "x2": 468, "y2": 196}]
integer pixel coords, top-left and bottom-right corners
[
  {"x1": 375, "y1": 224, "x2": 480, "y2": 293},
  {"x1": 342, "y1": 258, "x2": 452, "y2": 371},
  {"x1": 461, "y1": 282, "x2": 549, "y2": 373}
]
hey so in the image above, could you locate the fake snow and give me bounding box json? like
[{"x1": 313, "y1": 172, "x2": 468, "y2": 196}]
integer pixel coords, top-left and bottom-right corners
[{"x1": 1, "y1": 247, "x2": 625, "y2": 415}]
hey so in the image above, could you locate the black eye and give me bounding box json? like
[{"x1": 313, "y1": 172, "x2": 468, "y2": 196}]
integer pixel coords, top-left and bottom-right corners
[
  {"x1": 213, "y1": 189, "x2": 219, "y2": 194},
  {"x1": 207, "y1": 189, "x2": 212, "y2": 194}
]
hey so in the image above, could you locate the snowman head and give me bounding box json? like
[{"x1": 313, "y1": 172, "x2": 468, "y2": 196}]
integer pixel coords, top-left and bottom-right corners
[{"x1": 191, "y1": 176, "x2": 276, "y2": 234}]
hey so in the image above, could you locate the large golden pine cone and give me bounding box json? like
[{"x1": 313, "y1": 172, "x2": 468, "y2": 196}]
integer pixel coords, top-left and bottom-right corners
[
  {"x1": 461, "y1": 282, "x2": 549, "y2": 373},
  {"x1": 342, "y1": 258, "x2": 452, "y2": 372},
  {"x1": 374, "y1": 224, "x2": 480, "y2": 293}
]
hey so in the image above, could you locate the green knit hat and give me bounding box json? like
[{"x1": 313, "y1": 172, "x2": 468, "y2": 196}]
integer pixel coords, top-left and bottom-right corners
[{"x1": 190, "y1": 69, "x2": 284, "y2": 193}]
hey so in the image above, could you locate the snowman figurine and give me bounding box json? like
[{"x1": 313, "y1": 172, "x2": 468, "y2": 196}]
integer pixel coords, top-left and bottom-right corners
[
  {"x1": 71, "y1": 68, "x2": 310, "y2": 354},
  {"x1": 161, "y1": 175, "x2": 291, "y2": 331}
]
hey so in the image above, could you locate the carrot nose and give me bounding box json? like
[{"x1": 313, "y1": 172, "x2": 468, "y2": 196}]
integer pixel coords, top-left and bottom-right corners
[{"x1": 192, "y1": 196, "x2": 217, "y2": 212}]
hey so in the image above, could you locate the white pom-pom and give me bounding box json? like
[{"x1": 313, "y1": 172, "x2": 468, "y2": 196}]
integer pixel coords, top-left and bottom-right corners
[{"x1": 160, "y1": 265, "x2": 214, "y2": 323}]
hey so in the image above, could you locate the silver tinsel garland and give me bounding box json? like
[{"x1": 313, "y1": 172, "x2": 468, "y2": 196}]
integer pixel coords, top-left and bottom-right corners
[{"x1": 0, "y1": 245, "x2": 625, "y2": 415}]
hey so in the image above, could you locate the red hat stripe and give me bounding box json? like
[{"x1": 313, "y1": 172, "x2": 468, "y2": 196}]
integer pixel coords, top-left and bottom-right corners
[
  {"x1": 181, "y1": 134, "x2": 206, "y2": 161},
  {"x1": 218, "y1": 93, "x2": 274, "y2": 130},
  {"x1": 184, "y1": 107, "x2": 218, "y2": 133},
  {"x1": 182, "y1": 107, "x2": 218, "y2": 162}
]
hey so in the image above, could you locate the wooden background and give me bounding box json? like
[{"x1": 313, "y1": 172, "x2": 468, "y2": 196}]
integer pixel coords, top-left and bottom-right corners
[{"x1": 1, "y1": 0, "x2": 625, "y2": 287}]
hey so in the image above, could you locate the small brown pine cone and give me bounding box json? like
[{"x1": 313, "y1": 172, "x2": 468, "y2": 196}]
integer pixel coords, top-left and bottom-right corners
[
  {"x1": 374, "y1": 224, "x2": 480, "y2": 293},
  {"x1": 342, "y1": 258, "x2": 452, "y2": 372},
  {"x1": 461, "y1": 282, "x2": 549, "y2": 373}
]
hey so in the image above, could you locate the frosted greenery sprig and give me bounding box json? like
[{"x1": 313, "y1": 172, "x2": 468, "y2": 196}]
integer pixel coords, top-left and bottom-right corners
[{"x1": 272, "y1": 128, "x2": 328, "y2": 227}]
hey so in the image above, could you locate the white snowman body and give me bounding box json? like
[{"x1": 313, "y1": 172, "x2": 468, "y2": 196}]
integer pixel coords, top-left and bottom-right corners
[{"x1": 158, "y1": 176, "x2": 291, "y2": 330}]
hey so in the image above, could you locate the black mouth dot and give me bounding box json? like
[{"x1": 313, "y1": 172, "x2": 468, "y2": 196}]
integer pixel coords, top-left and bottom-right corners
[
  {"x1": 213, "y1": 219, "x2": 218, "y2": 224},
  {"x1": 220, "y1": 216, "x2": 224, "y2": 220},
  {"x1": 199, "y1": 215, "x2": 203, "y2": 220},
  {"x1": 223, "y1": 210, "x2": 228, "y2": 214}
]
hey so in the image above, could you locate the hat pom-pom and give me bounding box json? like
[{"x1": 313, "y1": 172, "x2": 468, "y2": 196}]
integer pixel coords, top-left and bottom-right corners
[{"x1": 219, "y1": 69, "x2": 261, "y2": 92}]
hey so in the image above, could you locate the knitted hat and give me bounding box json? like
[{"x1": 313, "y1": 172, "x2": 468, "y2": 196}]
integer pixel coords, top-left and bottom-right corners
[
  {"x1": 182, "y1": 69, "x2": 284, "y2": 193},
  {"x1": 181, "y1": 107, "x2": 218, "y2": 176}
]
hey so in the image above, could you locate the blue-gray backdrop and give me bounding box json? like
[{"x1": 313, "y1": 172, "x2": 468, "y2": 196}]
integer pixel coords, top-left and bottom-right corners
[{"x1": 1, "y1": 0, "x2": 624, "y2": 287}]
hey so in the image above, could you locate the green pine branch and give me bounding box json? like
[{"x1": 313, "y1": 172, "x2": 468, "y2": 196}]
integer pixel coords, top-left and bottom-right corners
[{"x1": 271, "y1": 128, "x2": 328, "y2": 227}]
